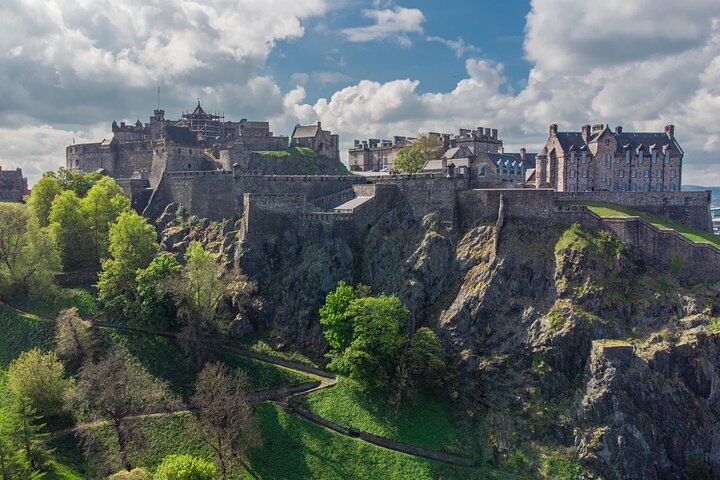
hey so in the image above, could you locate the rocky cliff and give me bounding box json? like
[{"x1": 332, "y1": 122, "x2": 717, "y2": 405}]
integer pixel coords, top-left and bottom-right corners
[{"x1": 156, "y1": 203, "x2": 720, "y2": 479}]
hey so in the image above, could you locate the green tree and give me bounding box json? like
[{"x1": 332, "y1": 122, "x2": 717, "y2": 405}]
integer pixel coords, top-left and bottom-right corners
[
  {"x1": 55, "y1": 308, "x2": 96, "y2": 368},
  {"x1": 171, "y1": 242, "x2": 232, "y2": 365},
  {"x1": 7, "y1": 348, "x2": 72, "y2": 417},
  {"x1": 26, "y1": 176, "x2": 63, "y2": 227},
  {"x1": 80, "y1": 177, "x2": 130, "y2": 262},
  {"x1": 49, "y1": 190, "x2": 92, "y2": 270},
  {"x1": 393, "y1": 146, "x2": 427, "y2": 173},
  {"x1": 107, "y1": 467, "x2": 153, "y2": 480},
  {"x1": 97, "y1": 212, "x2": 159, "y2": 317},
  {"x1": 134, "y1": 253, "x2": 181, "y2": 329},
  {"x1": 393, "y1": 327, "x2": 445, "y2": 408},
  {"x1": 154, "y1": 454, "x2": 215, "y2": 480},
  {"x1": 328, "y1": 295, "x2": 408, "y2": 389},
  {"x1": 0, "y1": 202, "x2": 60, "y2": 298},
  {"x1": 319, "y1": 281, "x2": 357, "y2": 351},
  {"x1": 413, "y1": 134, "x2": 445, "y2": 164}
]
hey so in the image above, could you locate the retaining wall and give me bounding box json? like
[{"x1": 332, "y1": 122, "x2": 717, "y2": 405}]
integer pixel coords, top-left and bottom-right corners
[
  {"x1": 554, "y1": 205, "x2": 720, "y2": 282},
  {"x1": 457, "y1": 188, "x2": 556, "y2": 227},
  {"x1": 555, "y1": 191, "x2": 712, "y2": 232}
]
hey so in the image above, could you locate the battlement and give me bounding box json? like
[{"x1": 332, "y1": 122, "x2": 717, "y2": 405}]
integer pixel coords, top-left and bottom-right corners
[{"x1": 164, "y1": 170, "x2": 233, "y2": 177}]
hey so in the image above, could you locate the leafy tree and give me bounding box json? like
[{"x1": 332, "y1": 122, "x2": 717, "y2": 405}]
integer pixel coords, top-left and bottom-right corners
[
  {"x1": 26, "y1": 176, "x2": 63, "y2": 227},
  {"x1": 393, "y1": 146, "x2": 427, "y2": 173},
  {"x1": 97, "y1": 212, "x2": 159, "y2": 317},
  {"x1": 413, "y1": 134, "x2": 445, "y2": 164},
  {"x1": 393, "y1": 327, "x2": 445, "y2": 408},
  {"x1": 7, "y1": 348, "x2": 72, "y2": 417},
  {"x1": 0, "y1": 202, "x2": 60, "y2": 298},
  {"x1": 154, "y1": 454, "x2": 215, "y2": 480},
  {"x1": 328, "y1": 295, "x2": 408, "y2": 389},
  {"x1": 191, "y1": 363, "x2": 259, "y2": 480},
  {"x1": 107, "y1": 467, "x2": 153, "y2": 480},
  {"x1": 319, "y1": 281, "x2": 357, "y2": 351},
  {"x1": 134, "y1": 253, "x2": 181, "y2": 329},
  {"x1": 49, "y1": 190, "x2": 92, "y2": 270},
  {"x1": 69, "y1": 347, "x2": 174, "y2": 472},
  {"x1": 80, "y1": 177, "x2": 130, "y2": 262},
  {"x1": 171, "y1": 242, "x2": 231, "y2": 365},
  {"x1": 55, "y1": 307, "x2": 96, "y2": 368},
  {"x1": 48, "y1": 168, "x2": 102, "y2": 198}
]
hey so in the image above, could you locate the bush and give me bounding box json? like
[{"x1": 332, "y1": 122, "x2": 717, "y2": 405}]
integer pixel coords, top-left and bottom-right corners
[
  {"x1": 7, "y1": 348, "x2": 71, "y2": 417},
  {"x1": 154, "y1": 454, "x2": 215, "y2": 480},
  {"x1": 108, "y1": 467, "x2": 154, "y2": 480},
  {"x1": 669, "y1": 252, "x2": 683, "y2": 277}
]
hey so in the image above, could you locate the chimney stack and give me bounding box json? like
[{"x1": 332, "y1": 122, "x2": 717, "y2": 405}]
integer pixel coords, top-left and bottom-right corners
[
  {"x1": 592, "y1": 123, "x2": 604, "y2": 132},
  {"x1": 665, "y1": 124, "x2": 675, "y2": 137},
  {"x1": 549, "y1": 124, "x2": 558, "y2": 136},
  {"x1": 615, "y1": 126, "x2": 623, "y2": 134},
  {"x1": 581, "y1": 124, "x2": 591, "y2": 141},
  {"x1": 491, "y1": 128, "x2": 498, "y2": 139},
  {"x1": 520, "y1": 147, "x2": 526, "y2": 159}
]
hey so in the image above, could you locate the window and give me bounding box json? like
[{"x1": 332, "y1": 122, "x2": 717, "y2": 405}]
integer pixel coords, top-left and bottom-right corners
[
  {"x1": 569, "y1": 185, "x2": 576, "y2": 192},
  {"x1": 605, "y1": 139, "x2": 610, "y2": 145},
  {"x1": 632, "y1": 183, "x2": 638, "y2": 192},
  {"x1": 190, "y1": 149, "x2": 192, "y2": 154},
  {"x1": 625, "y1": 151, "x2": 631, "y2": 164},
  {"x1": 632, "y1": 170, "x2": 637, "y2": 178},
  {"x1": 671, "y1": 169, "x2": 676, "y2": 178},
  {"x1": 618, "y1": 170, "x2": 625, "y2": 178},
  {"x1": 656, "y1": 171, "x2": 662, "y2": 178},
  {"x1": 644, "y1": 183, "x2": 650, "y2": 192},
  {"x1": 643, "y1": 170, "x2": 649, "y2": 178},
  {"x1": 570, "y1": 152, "x2": 575, "y2": 164},
  {"x1": 478, "y1": 167, "x2": 486, "y2": 177},
  {"x1": 639, "y1": 151, "x2": 644, "y2": 164},
  {"x1": 569, "y1": 170, "x2": 575, "y2": 178},
  {"x1": 670, "y1": 183, "x2": 676, "y2": 191},
  {"x1": 581, "y1": 153, "x2": 587, "y2": 164},
  {"x1": 581, "y1": 170, "x2": 588, "y2": 178},
  {"x1": 187, "y1": 163, "x2": 192, "y2": 169},
  {"x1": 651, "y1": 151, "x2": 657, "y2": 164},
  {"x1": 664, "y1": 151, "x2": 670, "y2": 164}
]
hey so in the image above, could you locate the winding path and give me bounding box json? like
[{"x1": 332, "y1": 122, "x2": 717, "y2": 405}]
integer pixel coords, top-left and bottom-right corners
[{"x1": 3, "y1": 302, "x2": 478, "y2": 468}]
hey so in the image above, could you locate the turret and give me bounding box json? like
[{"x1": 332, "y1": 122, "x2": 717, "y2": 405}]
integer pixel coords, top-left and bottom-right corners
[{"x1": 535, "y1": 146, "x2": 548, "y2": 189}]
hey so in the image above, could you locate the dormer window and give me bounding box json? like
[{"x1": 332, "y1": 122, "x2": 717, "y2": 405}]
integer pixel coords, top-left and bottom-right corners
[
  {"x1": 570, "y1": 152, "x2": 575, "y2": 164},
  {"x1": 651, "y1": 150, "x2": 657, "y2": 164},
  {"x1": 639, "y1": 151, "x2": 644, "y2": 164},
  {"x1": 581, "y1": 153, "x2": 587, "y2": 164},
  {"x1": 664, "y1": 150, "x2": 670, "y2": 164},
  {"x1": 625, "y1": 151, "x2": 631, "y2": 164}
]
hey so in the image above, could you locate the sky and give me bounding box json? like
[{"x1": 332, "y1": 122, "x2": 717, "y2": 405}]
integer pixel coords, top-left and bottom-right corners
[{"x1": 2, "y1": 0, "x2": 720, "y2": 185}]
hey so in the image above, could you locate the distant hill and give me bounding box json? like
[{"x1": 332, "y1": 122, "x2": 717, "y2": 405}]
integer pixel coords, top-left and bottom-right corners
[{"x1": 683, "y1": 185, "x2": 720, "y2": 207}]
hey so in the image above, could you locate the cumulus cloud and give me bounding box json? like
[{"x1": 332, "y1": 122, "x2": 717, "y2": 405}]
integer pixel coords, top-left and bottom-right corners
[
  {"x1": 426, "y1": 36, "x2": 481, "y2": 58},
  {"x1": 342, "y1": 7, "x2": 424, "y2": 47}
]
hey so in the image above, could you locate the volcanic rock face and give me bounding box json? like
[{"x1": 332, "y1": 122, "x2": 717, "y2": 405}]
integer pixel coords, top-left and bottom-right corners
[{"x1": 157, "y1": 205, "x2": 720, "y2": 479}]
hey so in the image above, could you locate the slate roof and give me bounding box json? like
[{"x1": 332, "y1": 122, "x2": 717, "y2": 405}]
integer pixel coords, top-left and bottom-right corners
[
  {"x1": 555, "y1": 130, "x2": 679, "y2": 153},
  {"x1": 292, "y1": 125, "x2": 319, "y2": 139},
  {"x1": 191, "y1": 102, "x2": 207, "y2": 116},
  {"x1": 423, "y1": 158, "x2": 470, "y2": 171},
  {"x1": 164, "y1": 125, "x2": 199, "y2": 145},
  {"x1": 483, "y1": 152, "x2": 535, "y2": 169}
]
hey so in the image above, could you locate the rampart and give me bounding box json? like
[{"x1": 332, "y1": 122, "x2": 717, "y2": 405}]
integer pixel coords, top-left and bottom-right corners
[
  {"x1": 554, "y1": 205, "x2": 720, "y2": 282},
  {"x1": 371, "y1": 175, "x2": 465, "y2": 222},
  {"x1": 115, "y1": 178, "x2": 152, "y2": 214},
  {"x1": 146, "y1": 171, "x2": 236, "y2": 220},
  {"x1": 555, "y1": 191, "x2": 712, "y2": 232},
  {"x1": 457, "y1": 188, "x2": 556, "y2": 227}
]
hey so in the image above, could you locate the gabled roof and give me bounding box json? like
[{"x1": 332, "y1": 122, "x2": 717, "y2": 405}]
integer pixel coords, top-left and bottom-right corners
[
  {"x1": 191, "y1": 102, "x2": 206, "y2": 116},
  {"x1": 482, "y1": 152, "x2": 535, "y2": 169},
  {"x1": 164, "y1": 125, "x2": 199, "y2": 145},
  {"x1": 554, "y1": 130, "x2": 680, "y2": 154},
  {"x1": 292, "y1": 125, "x2": 320, "y2": 139}
]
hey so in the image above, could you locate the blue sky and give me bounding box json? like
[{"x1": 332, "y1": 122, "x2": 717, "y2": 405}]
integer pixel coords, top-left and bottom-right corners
[
  {"x1": 1, "y1": 0, "x2": 720, "y2": 185},
  {"x1": 266, "y1": 1, "x2": 532, "y2": 101}
]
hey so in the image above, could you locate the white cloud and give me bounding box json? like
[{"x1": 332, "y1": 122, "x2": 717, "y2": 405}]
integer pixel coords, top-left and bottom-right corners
[
  {"x1": 313, "y1": 71, "x2": 352, "y2": 85},
  {"x1": 342, "y1": 7, "x2": 424, "y2": 46},
  {"x1": 426, "y1": 36, "x2": 481, "y2": 58}
]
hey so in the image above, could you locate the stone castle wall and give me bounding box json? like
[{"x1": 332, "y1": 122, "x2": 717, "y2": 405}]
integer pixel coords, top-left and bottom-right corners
[
  {"x1": 372, "y1": 175, "x2": 466, "y2": 222},
  {"x1": 458, "y1": 188, "x2": 556, "y2": 227},
  {"x1": 555, "y1": 191, "x2": 712, "y2": 231},
  {"x1": 113, "y1": 142, "x2": 153, "y2": 179}
]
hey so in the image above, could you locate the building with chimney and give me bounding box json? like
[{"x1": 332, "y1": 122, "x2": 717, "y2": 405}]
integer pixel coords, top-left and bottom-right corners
[
  {"x1": 290, "y1": 122, "x2": 340, "y2": 160},
  {"x1": 534, "y1": 123, "x2": 683, "y2": 192}
]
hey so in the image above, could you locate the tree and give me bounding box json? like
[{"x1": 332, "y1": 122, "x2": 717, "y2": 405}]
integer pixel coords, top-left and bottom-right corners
[
  {"x1": 70, "y1": 348, "x2": 173, "y2": 472},
  {"x1": 134, "y1": 253, "x2": 181, "y2": 329},
  {"x1": 393, "y1": 146, "x2": 427, "y2": 173},
  {"x1": 0, "y1": 202, "x2": 60, "y2": 298},
  {"x1": 80, "y1": 177, "x2": 130, "y2": 262},
  {"x1": 413, "y1": 134, "x2": 445, "y2": 164},
  {"x1": 26, "y1": 176, "x2": 62, "y2": 227},
  {"x1": 191, "y1": 363, "x2": 259, "y2": 480},
  {"x1": 171, "y1": 242, "x2": 231, "y2": 365},
  {"x1": 328, "y1": 295, "x2": 408, "y2": 389},
  {"x1": 7, "y1": 348, "x2": 71, "y2": 417},
  {"x1": 0, "y1": 410, "x2": 38, "y2": 480},
  {"x1": 154, "y1": 454, "x2": 215, "y2": 480},
  {"x1": 49, "y1": 190, "x2": 92, "y2": 270},
  {"x1": 393, "y1": 327, "x2": 445, "y2": 408},
  {"x1": 55, "y1": 308, "x2": 96, "y2": 368},
  {"x1": 97, "y1": 212, "x2": 159, "y2": 317},
  {"x1": 108, "y1": 467, "x2": 153, "y2": 480},
  {"x1": 319, "y1": 281, "x2": 357, "y2": 351}
]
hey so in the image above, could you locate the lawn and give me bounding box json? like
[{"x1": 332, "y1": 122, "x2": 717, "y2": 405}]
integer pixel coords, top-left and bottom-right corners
[
  {"x1": 51, "y1": 403, "x2": 517, "y2": 480},
  {"x1": 292, "y1": 377, "x2": 482, "y2": 459},
  {"x1": 8, "y1": 286, "x2": 99, "y2": 319},
  {"x1": 233, "y1": 329, "x2": 321, "y2": 368},
  {"x1": 561, "y1": 201, "x2": 720, "y2": 248},
  {"x1": 253, "y1": 147, "x2": 318, "y2": 157}
]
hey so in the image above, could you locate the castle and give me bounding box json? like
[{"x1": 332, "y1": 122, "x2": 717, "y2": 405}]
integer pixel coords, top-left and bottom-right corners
[{"x1": 0, "y1": 166, "x2": 29, "y2": 202}]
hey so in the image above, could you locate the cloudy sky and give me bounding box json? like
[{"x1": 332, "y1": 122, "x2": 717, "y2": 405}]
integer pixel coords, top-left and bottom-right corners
[{"x1": 2, "y1": 0, "x2": 720, "y2": 185}]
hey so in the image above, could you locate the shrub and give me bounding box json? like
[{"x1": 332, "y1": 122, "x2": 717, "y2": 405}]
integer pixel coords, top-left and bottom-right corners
[
  {"x1": 7, "y1": 348, "x2": 72, "y2": 417},
  {"x1": 108, "y1": 467, "x2": 154, "y2": 480},
  {"x1": 154, "y1": 454, "x2": 215, "y2": 480},
  {"x1": 669, "y1": 252, "x2": 683, "y2": 277}
]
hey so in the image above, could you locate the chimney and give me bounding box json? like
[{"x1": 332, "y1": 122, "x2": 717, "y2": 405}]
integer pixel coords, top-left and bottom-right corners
[
  {"x1": 615, "y1": 126, "x2": 623, "y2": 134},
  {"x1": 491, "y1": 128, "x2": 498, "y2": 139},
  {"x1": 520, "y1": 147, "x2": 526, "y2": 159},
  {"x1": 484, "y1": 128, "x2": 491, "y2": 137},
  {"x1": 581, "y1": 124, "x2": 591, "y2": 141},
  {"x1": 317, "y1": 121, "x2": 322, "y2": 128},
  {"x1": 592, "y1": 123, "x2": 604, "y2": 132},
  {"x1": 549, "y1": 123, "x2": 558, "y2": 136},
  {"x1": 665, "y1": 124, "x2": 675, "y2": 137}
]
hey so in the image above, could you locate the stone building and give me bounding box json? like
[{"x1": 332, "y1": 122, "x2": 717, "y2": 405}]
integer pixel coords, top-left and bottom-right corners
[
  {"x1": 291, "y1": 122, "x2": 340, "y2": 160},
  {"x1": 423, "y1": 146, "x2": 533, "y2": 188},
  {"x1": 349, "y1": 127, "x2": 504, "y2": 172},
  {"x1": 0, "y1": 166, "x2": 29, "y2": 202},
  {"x1": 535, "y1": 123, "x2": 683, "y2": 192}
]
